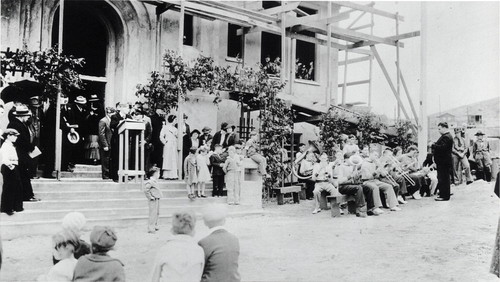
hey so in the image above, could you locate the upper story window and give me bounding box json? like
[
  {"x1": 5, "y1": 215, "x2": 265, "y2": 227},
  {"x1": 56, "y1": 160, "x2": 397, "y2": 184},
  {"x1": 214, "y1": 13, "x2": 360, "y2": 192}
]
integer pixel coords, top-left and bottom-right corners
[
  {"x1": 183, "y1": 14, "x2": 193, "y2": 46},
  {"x1": 227, "y1": 23, "x2": 243, "y2": 59},
  {"x1": 261, "y1": 1, "x2": 282, "y2": 75},
  {"x1": 295, "y1": 6, "x2": 317, "y2": 81},
  {"x1": 468, "y1": 115, "x2": 482, "y2": 125},
  {"x1": 262, "y1": 1, "x2": 281, "y2": 9}
]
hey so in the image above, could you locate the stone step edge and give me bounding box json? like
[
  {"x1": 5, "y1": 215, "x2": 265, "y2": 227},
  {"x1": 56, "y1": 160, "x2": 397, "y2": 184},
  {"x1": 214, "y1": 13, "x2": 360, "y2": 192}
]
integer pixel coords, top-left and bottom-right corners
[
  {"x1": 32, "y1": 179, "x2": 193, "y2": 184},
  {"x1": 36, "y1": 189, "x2": 219, "y2": 194},
  {"x1": 25, "y1": 197, "x2": 226, "y2": 203},
  {"x1": 0, "y1": 208, "x2": 263, "y2": 226}
]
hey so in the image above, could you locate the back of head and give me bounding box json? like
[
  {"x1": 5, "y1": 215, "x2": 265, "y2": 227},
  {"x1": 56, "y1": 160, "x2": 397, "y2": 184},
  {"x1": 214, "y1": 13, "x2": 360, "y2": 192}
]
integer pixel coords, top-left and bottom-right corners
[
  {"x1": 202, "y1": 204, "x2": 228, "y2": 229},
  {"x1": 53, "y1": 229, "x2": 80, "y2": 251},
  {"x1": 90, "y1": 226, "x2": 117, "y2": 253},
  {"x1": 172, "y1": 211, "x2": 197, "y2": 235},
  {"x1": 62, "y1": 212, "x2": 86, "y2": 236}
]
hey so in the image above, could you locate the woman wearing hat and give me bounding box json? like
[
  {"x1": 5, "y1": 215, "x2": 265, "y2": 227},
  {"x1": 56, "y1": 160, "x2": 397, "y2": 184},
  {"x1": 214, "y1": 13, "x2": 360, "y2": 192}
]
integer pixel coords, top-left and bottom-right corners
[
  {"x1": 160, "y1": 115, "x2": 179, "y2": 179},
  {"x1": 7, "y1": 105, "x2": 39, "y2": 202},
  {"x1": 84, "y1": 95, "x2": 104, "y2": 165},
  {"x1": 473, "y1": 130, "x2": 492, "y2": 182},
  {"x1": 0, "y1": 129, "x2": 24, "y2": 215},
  {"x1": 182, "y1": 129, "x2": 201, "y2": 179}
]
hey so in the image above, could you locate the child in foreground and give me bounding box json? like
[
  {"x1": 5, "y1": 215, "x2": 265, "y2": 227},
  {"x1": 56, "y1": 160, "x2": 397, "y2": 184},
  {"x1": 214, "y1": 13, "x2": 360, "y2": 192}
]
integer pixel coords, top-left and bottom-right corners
[
  {"x1": 223, "y1": 146, "x2": 242, "y2": 205},
  {"x1": 144, "y1": 166, "x2": 163, "y2": 233},
  {"x1": 38, "y1": 230, "x2": 79, "y2": 282},
  {"x1": 184, "y1": 147, "x2": 198, "y2": 199},
  {"x1": 72, "y1": 226, "x2": 125, "y2": 282}
]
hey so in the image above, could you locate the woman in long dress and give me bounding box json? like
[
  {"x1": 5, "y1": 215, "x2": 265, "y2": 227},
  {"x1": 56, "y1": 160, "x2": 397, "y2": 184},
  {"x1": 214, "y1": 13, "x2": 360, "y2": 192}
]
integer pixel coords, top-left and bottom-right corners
[{"x1": 160, "y1": 115, "x2": 178, "y2": 179}]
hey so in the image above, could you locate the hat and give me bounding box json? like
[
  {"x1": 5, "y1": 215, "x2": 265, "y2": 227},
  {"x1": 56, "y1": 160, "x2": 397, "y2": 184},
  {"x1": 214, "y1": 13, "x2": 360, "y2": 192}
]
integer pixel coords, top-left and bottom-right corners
[
  {"x1": 190, "y1": 129, "x2": 201, "y2": 137},
  {"x1": 13, "y1": 105, "x2": 32, "y2": 116},
  {"x1": 475, "y1": 130, "x2": 485, "y2": 136},
  {"x1": 220, "y1": 122, "x2": 228, "y2": 130},
  {"x1": 88, "y1": 94, "x2": 99, "y2": 102},
  {"x1": 62, "y1": 212, "x2": 86, "y2": 232},
  {"x1": 74, "y1": 96, "x2": 87, "y2": 104},
  {"x1": 90, "y1": 226, "x2": 117, "y2": 250},
  {"x1": 29, "y1": 96, "x2": 41, "y2": 107},
  {"x1": 67, "y1": 131, "x2": 80, "y2": 144},
  {"x1": 3, "y1": 128, "x2": 20, "y2": 136},
  {"x1": 202, "y1": 126, "x2": 211, "y2": 133}
]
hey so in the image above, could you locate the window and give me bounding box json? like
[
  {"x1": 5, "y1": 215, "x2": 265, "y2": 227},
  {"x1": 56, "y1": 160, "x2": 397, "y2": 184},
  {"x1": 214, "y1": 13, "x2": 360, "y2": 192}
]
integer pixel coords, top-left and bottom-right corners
[
  {"x1": 295, "y1": 6, "x2": 317, "y2": 80},
  {"x1": 227, "y1": 23, "x2": 243, "y2": 59},
  {"x1": 183, "y1": 14, "x2": 193, "y2": 46},
  {"x1": 468, "y1": 115, "x2": 482, "y2": 125},
  {"x1": 261, "y1": 32, "x2": 281, "y2": 75},
  {"x1": 262, "y1": 1, "x2": 281, "y2": 9}
]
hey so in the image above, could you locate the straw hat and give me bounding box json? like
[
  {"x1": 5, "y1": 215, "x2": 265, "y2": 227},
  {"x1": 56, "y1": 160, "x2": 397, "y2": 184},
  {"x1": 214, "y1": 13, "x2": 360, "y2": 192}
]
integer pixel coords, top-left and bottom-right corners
[
  {"x1": 74, "y1": 96, "x2": 87, "y2": 104},
  {"x1": 13, "y1": 105, "x2": 32, "y2": 116}
]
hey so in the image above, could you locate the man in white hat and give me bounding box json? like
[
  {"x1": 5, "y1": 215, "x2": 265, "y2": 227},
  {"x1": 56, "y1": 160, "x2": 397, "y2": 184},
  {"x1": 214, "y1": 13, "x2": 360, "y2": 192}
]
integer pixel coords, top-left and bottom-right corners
[
  {"x1": 68, "y1": 96, "x2": 88, "y2": 165},
  {"x1": 198, "y1": 204, "x2": 240, "y2": 282}
]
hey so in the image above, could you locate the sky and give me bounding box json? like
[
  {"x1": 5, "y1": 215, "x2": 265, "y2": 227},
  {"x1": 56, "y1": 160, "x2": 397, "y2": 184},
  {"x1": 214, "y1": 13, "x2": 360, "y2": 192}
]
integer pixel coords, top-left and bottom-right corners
[{"x1": 336, "y1": 1, "x2": 499, "y2": 117}]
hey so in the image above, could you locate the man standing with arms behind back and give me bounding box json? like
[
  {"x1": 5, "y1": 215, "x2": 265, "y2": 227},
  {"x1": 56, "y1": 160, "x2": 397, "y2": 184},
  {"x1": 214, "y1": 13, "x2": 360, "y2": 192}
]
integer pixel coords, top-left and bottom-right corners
[
  {"x1": 432, "y1": 122, "x2": 454, "y2": 201},
  {"x1": 199, "y1": 204, "x2": 240, "y2": 282},
  {"x1": 98, "y1": 107, "x2": 114, "y2": 180}
]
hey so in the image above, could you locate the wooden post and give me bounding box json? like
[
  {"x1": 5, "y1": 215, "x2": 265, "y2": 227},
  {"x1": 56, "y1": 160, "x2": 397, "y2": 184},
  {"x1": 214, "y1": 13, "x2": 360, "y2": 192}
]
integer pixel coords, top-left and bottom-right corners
[
  {"x1": 396, "y1": 63, "x2": 419, "y2": 125},
  {"x1": 396, "y1": 12, "x2": 401, "y2": 119},
  {"x1": 280, "y1": 3, "x2": 286, "y2": 83},
  {"x1": 289, "y1": 38, "x2": 296, "y2": 95},
  {"x1": 371, "y1": 45, "x2": 416, "y2": 136},
  {"x1": 124, "y1": 129, "x2": 129, "y2": 183},
  {"x1": 418, "y1": 2, "x2": 428, "y2": 164},
  {"x1": 140, "y1": 131, "x2": 145, "y2": 186},
  {"x1": 55, "y1": 0, "x2": 64, "y2": 179},
  {"x1": 119, "y1": 133, "x2": 123, "y2": 183},
  {"x1": 368, "y1": 12, "x2": 374, "y2": 107},
  {"x1": 325, "y1": 1, "x2": 332, "y2": 108},
  {"x1": 155, "y1": 9, "x2": 162, "y2": 70},
  {"x1": 177, "y1": 1, "x2": 185, "y2": 179},
  {"x1": 135, "y1": 133, "x2": 139, "y2": 179},
  {"x1": 341, "y1": 50, "x2": 348, "y2": 106}
]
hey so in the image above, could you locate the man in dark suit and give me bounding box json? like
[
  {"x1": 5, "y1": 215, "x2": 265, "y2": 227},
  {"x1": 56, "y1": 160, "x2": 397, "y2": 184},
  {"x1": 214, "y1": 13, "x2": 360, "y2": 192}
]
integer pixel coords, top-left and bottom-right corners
[
  {"x1": 432, "y1": 122, "x2": 454, "y2": 201},
  {"x1": 98, "y1": 107, "x2": 114, "y2": 180},
  {"x1": 110, "y1": 103, "x2": 130, "y2": 182},
  {"x1": 69, "y1": 96, "x2": 88, "y2": 165},
  {"x1": 210, "y1": 145, "x2": 226, "y2": 197},
  {"x1": 7, "y1": 105, "x2": 39, "y2": 201},
  {"x1": 149, "y1": 108, "x2": 165, "y2": 171},
  {"x1": 211, "y1": 122, "x2": 228, "y2": 151},
  {"x1": 199, "y1": 204, "x2": 240, "y2": 282}
]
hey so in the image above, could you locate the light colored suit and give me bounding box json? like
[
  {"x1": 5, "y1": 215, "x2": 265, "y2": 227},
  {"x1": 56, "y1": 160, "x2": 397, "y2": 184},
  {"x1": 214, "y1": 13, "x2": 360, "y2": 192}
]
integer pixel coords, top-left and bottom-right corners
[{"x1": 198, "y1": 228, "x2": 240, "y2": 282}]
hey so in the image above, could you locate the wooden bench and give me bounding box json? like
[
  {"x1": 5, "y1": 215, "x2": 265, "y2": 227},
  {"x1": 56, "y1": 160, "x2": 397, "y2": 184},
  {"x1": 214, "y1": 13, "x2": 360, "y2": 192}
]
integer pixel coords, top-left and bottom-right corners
[
  {"x1": 296, "y1": 183, "x2": 307, "y2": 200},
  {"x1": 274, "y1": 186, "x2": 301, "y2": 205},
  {"x1": 326, "y1": 195, "x2": 357, "y2": 217}
]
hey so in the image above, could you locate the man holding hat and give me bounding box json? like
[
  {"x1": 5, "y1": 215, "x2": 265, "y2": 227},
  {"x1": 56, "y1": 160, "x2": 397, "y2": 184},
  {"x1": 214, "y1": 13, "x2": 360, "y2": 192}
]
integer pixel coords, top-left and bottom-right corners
[
  {"x1": 211, "y1": 122, "x2": 229, "y2": 151},
  {"x1": 432, "y1": 122, "x2": 454, "y2": 201},
  {"x1": 473, "y1": 130, "x2": 492, "y2": 182},
  {"x1": 7, "y1": 105, "x2": 39, "y2": 202},
  {"x1": 199, "y1": 204, "x2": 241, "y2": 282},
  {"x1": 69, "y1": 96, "x2": 88, "y2": 165}
]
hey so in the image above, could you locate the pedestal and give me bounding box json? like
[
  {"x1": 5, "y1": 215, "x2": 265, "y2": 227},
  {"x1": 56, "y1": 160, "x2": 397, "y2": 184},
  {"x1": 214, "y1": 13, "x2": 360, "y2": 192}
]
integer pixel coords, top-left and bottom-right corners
[{"x1": 240, "y1": 158, "x2": 263, "y2": 209}]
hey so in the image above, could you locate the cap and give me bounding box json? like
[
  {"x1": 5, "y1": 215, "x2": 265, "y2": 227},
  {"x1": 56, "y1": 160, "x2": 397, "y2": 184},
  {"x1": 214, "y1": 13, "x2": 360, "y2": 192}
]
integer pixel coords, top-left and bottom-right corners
[
  {"x1": 90, "y1": 226, "x2": 117, "y2": 250},
  {"x1": 202, "y1": 126, "x2": 211, "y2": 132},
  {"x1": 475, "y1": 130, "x2": 485, "y2": 136},
  {"x1": 3, "y1": 128, "x2": 20, "y2": 136},
  {"x1": 62, "y1": 212, "x2": 86, "y2": 232},
  {"x1": 12, "y1": 105, "x2": 32, "y2": 116}
]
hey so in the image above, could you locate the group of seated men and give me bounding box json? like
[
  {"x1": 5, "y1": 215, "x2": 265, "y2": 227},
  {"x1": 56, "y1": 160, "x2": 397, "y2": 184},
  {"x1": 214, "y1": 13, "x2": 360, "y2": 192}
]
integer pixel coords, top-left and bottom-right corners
[{"x1": 299, "y1": 140, "x2": 436, "y2": 217}]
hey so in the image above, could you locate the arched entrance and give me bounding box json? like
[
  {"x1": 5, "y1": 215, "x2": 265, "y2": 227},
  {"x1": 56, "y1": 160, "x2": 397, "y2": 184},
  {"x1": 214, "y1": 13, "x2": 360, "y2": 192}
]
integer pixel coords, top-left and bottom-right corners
[
  {"x1": 49, "y1": 0, "x2": 125, "y2": 170},
  {"x1": 51, "y1": 0, "x2": 124, "y2": 105}
]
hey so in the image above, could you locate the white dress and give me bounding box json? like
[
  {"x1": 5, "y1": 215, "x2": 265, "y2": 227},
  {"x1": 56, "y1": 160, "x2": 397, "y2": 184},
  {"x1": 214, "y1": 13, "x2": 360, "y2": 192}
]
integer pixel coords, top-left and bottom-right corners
[
  {"x1": 196, "y1": 154, "x2": 211, "y2": 183},
  {"x1": 160, "y1": 123, "x2": 178, "y2": 179}
]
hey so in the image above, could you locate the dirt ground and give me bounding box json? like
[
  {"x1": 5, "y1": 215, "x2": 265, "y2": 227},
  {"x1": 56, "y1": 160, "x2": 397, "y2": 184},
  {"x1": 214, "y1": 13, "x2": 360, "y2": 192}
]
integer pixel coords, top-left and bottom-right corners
[{"x1": 1, "y1": 180, "x2": 499, "y2": 282}]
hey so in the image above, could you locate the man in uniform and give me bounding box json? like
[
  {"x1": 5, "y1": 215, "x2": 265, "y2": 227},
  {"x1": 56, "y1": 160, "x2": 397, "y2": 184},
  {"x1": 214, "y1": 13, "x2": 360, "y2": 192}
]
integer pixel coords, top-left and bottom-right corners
[{"x1": 473, "y1": 130, "x2": 492, "y2": 182}]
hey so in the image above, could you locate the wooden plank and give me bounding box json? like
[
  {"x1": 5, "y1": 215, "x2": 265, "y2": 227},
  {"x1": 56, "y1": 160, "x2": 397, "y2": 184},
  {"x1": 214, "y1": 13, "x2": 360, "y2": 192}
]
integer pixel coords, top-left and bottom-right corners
[
  {"x1": 371, "y1": 46, "x2": 416, "y2": 136},
  {"x1": 341, "y1": 50, "x2": 349, "y2": 105},
  {"x1": 197, "y1": 0, "x2": 278, "y2": 23},
  {"x1": 347, "y1": 11, "x2": 367, "y2": 29},
  {"x1": 351, "y1": 23, "x2": 373, "y2": 31},
  {"x1": 300, "y1": 24, "x2": 399, "y2": 46},
  {"x1": 339, "y1": 55, "x2": 371, "y2": 66},
  {"x1": 261, "y1": 2, "x2": 300, "y2": 15},
  {"x1": 347, "y1": 31, "x2": 420, "y2": 49},
  {"x1": 331, "y1": 1, "x2": 404, "y2": 21},
  {"x1": 326, "y1": 1, "x2": 333, "y2": 109},
  {"x1": 287, "y1": 31, "x2": 373, "y2": 55},
  {"x1": 338, "y1": 79, "x2": 370, "y2": 88},
  {"x1": 396, "y1": 12, "x2": 401, "y2": 119},
  {"x1": 396, "y1": 63, "x2": 419, "y2": 125}
]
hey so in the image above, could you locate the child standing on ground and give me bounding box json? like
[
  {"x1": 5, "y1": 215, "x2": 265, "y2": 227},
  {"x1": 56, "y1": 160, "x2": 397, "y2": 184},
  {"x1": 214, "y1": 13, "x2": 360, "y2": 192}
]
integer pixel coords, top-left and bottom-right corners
[
  {"x1": 210, "y1": 144, "x2": 226, "y2": 197},
  {"x1": 38, "y1": 230, "x2": 79, "y2": 282},
  {"x1": 73, "y1": 226, "x2": 125, "y2": 282},
  {"x1": 196, "y1": 147, "x2": 211, "y2": 197},
  {"x1": 223, "y1": 146, "x2": 242, "y2": 205},
  {"x1": 144, "y1": 166, "x2": 163, "y2": 233},
  {"x1": 184, "y1": 147, "x2": 198, "y2": 199}
]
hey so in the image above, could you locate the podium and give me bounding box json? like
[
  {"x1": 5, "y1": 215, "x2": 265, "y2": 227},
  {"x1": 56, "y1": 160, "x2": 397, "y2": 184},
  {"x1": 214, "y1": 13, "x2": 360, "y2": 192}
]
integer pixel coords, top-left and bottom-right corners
[{"x1": 117, "y1": 120, "x2": 146, "y2": 185}]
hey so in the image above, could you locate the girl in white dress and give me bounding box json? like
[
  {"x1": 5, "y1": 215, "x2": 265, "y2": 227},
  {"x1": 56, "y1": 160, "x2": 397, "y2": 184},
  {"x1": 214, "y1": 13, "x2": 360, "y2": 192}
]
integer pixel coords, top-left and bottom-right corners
[
  {"x1": 196, "y1": 147, "x2": 211, "y2": 197},
  {"x1": 160, "y1": 115, "x2": 178, "y2": 179}
]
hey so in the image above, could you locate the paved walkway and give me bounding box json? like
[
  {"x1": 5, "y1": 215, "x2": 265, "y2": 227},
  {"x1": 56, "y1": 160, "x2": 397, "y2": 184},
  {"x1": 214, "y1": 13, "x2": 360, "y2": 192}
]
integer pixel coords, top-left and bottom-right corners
[{"x1": 1, "y1": 180, "x2": 498, "y2": 281}]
